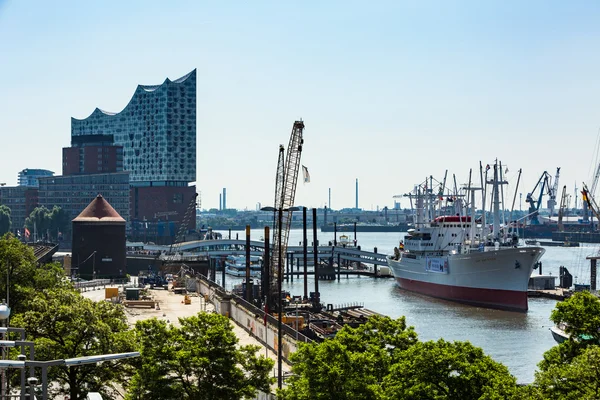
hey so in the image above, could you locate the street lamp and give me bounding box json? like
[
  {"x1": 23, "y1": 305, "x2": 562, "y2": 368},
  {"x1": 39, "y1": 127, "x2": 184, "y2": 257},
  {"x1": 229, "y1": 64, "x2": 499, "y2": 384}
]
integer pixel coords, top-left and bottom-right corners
[{"x1": 260, "y1": 205, "x2": 299, "y2": 389}]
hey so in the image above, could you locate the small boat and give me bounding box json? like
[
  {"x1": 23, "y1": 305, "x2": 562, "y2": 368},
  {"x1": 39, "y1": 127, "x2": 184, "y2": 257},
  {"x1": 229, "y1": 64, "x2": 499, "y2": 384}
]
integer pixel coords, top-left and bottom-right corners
[
  {"x1": 225, "y1": 255, "x2": 262, "y2": 277},
  {"x1": 525, "y1": 239, "x2": 539, "y2": 245},
  {"x1": 337, "y1": 234, "x2": 356, "y2": 247},
  {"x1": 550, "y1": 323, "x2": 569, "y2": 344}
]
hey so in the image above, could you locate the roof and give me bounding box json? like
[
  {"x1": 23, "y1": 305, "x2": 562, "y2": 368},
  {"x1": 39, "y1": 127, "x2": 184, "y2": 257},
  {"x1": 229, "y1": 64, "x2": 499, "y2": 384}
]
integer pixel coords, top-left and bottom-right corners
[{"x1": 73, "y1": 195, "x2": 125, "y2": 223}]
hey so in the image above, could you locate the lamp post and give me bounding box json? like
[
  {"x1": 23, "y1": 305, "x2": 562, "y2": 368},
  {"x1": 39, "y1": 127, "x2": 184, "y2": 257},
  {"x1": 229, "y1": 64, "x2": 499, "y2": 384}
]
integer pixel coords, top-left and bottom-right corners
[{"x1": 260, "y1": 205, "x2": 299, "y2": 389}]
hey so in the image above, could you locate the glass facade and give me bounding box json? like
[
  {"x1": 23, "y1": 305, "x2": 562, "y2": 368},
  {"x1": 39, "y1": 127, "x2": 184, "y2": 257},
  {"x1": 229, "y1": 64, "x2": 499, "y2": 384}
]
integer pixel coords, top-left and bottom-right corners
[
  {"x1": 70, "y1": 70, "x2": 196, "y2": 184},
  {"x1": 17, "y1": 169, "x2": 54, "y2": 187}
]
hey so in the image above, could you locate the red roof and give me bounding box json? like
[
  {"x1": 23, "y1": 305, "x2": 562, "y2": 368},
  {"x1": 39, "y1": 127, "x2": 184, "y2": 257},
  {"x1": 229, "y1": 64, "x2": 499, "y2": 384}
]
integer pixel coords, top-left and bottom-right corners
[{"x1": 73, "y1": 194, "x2": 125, "y2": 223}]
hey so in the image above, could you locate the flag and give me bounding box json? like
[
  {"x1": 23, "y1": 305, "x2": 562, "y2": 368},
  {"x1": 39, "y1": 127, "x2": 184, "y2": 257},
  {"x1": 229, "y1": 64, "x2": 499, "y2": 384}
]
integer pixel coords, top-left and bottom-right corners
[
  {"x1": 505, "y1": 167, "x2": 509, "y2": 174},
  {"x1": 302, "y1": 165, "x2": 310, "y2": 183},
  {"x1": 486, "y1": 164, "x2": 490, "y2": 171},
  {"x1": 24, "y1": 227, "x2": 30, "y2": 239},
  {"x1": 582, "y1": 191, "x2": 589, "y2": 203}
]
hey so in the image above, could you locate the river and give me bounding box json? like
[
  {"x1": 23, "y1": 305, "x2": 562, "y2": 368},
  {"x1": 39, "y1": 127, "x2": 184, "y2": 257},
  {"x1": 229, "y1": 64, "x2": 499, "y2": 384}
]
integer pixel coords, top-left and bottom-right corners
[{"x1": 217, "y1": 228, "x2": 599, "y2": 383}]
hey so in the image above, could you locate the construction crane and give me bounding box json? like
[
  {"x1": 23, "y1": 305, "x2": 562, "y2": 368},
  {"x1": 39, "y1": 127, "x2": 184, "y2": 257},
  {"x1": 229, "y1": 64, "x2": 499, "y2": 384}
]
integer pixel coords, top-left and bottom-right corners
[
  {"x1": 269, "y1": 121, "x2": 305, "y2": 311},
  {"x1": 547, "y1": 167, "x2": 560, "y2": 216},
  {"x1": 582, "y1": 182, "x2": 600, "y2": 225},
  {"x1": 525, "y1": 171, "x2": 551, "y2": 224},
  {"x1": 557, "y1": 185, "x2": 567, "y2": 232},
  {"x1": 167, "y1": 192, "x2": 199, "y2": 260}
]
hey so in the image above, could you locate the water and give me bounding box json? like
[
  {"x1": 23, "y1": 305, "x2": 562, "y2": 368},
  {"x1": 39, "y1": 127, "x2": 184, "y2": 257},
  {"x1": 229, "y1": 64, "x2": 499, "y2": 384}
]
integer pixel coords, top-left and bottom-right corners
[{"x1": 217, "y1": 228, "x2": 600, "y2": 383}]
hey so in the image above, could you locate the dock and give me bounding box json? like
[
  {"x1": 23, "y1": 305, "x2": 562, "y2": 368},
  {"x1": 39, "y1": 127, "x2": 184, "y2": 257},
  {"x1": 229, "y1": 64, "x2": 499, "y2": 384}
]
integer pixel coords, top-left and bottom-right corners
[
  {"x1": 538, "y1": 240, "x2": 580, "y2": 247},
  {"x1": 527, "y1": 289, "x2": 568, "y2": 300}
]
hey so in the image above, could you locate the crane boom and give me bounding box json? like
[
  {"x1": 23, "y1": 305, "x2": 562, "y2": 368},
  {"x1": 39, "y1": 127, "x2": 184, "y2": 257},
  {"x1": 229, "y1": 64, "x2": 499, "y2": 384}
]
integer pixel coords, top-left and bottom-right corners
[
  {"x1": 547, "y1": 167, "x2": 560, "y2": 216},
  {"x1": 270, "y1": 121, "x2": 305, "y2": 305},
  {"x1": 557, "y1": 185, "x2": 567, "y2": 232},
  {"x1": 525, "y1": 171, "x2": 551, "y2": 224},
  {"x1": 582, "y1": 183, "x2": 600, "y2": 223}
]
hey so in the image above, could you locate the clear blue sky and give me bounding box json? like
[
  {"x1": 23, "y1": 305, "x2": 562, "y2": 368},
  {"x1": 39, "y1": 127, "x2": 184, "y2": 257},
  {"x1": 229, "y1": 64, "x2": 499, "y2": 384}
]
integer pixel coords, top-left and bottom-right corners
[{"x1": 1, "y1": 1, "x2": 600, "y2": 211}]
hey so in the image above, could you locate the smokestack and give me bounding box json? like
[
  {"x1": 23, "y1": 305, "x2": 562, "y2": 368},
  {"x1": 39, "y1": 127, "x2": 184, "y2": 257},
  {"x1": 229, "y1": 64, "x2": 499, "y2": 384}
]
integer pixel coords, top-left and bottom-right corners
[
  {"x1": 219, "y1": 193, "x2": 222, "y2": 211},
  {"x1": 329, "y1": 188, "x2": 331, "y2": 210},
  {"x1": 223, "y1": 188, "x2": 227, "y2": 210},
  {"x1": 355, "y1": 178, "x2": 359, "y2": 209}
]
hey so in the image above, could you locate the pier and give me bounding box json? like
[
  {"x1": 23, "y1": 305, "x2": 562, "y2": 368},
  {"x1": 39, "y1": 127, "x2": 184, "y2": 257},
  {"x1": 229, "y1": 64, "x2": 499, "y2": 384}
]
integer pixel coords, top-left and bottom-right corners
[{"x1": 143, "y1": 239, "x2": 389, "y2": 270}]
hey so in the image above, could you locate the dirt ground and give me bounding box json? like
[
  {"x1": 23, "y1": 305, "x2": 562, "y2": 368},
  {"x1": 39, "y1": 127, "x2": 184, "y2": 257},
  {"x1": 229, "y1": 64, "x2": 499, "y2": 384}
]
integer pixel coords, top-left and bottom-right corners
[{"x1": 81, "y1": 283, "x2": 290, "y2": 391}]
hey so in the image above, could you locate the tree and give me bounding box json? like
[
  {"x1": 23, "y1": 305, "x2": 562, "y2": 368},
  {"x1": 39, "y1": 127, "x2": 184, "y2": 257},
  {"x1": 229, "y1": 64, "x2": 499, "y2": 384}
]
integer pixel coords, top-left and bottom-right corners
[
  {"x1": 25, "y1": 206, "x2": 51, "y2": 238},
  {"x1": 279, "y1": 316, "x2": 418, "y2": 400},
  {"x1": 126, "y1": 313, "x2": 274, "y2": 400},
  {"x1": 280, "y1": 316, "x2": 521, "y2": 400},
  {"x1": 0, "y1": 205, "x2": 11, "y2": 236},
  {"x1": 551, "y1": 291, "x2": 600, "y2": 345},
  {"x1": 533, "y1": 345, "x2": 600, "y2": 400},
  {"x1": 0, "y1": 233, "x2": 72, "y2": 316},
  {"x1": 10, "y1": 289, "x2": 136, "y2": 400},
  {"x1": 49, "y1": 205, "x2": 70, "y2": 239},
  {"x1": 382, "y1": 340, "x2": 520, "y2": 400}
]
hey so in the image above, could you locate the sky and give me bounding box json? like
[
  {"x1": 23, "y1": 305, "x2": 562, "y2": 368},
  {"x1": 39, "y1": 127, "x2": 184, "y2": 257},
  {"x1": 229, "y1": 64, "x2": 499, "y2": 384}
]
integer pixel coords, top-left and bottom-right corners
[{"x1": 1, "y1": 1, "x2": 600, "y2": 211}]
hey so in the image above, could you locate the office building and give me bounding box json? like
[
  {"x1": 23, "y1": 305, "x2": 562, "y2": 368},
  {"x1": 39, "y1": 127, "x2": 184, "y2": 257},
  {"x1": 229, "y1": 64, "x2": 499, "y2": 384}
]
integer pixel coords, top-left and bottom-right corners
[
  {"x1": 0, "y1": 186, "x2": 39, "y2": 232},
  {"x1": 62, "y1": 134, "x2": 123, "y2": 175},
  {"x1": 38, "y1": 172, "x2": 130, "y2": 227}
]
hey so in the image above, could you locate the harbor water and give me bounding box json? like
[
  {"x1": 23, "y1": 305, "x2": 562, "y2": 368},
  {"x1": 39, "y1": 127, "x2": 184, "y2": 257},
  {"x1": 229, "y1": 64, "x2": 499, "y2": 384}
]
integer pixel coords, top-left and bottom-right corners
[{"x1": 217, "y1": 228, "x2": 600, "y2": 383}]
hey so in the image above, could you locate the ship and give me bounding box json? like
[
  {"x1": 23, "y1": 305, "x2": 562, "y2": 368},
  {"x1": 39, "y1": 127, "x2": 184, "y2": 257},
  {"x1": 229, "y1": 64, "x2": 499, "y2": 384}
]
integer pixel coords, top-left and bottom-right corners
[{"x1": 387, "y1": 161, "x2": 546, "y2": 312}]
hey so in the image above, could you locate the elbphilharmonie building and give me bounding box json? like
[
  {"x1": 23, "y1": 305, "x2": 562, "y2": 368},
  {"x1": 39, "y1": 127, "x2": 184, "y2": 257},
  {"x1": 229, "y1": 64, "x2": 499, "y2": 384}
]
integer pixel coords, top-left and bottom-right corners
[{"x1": 70, "y1": 70, "x2": 196, "y2": 185}]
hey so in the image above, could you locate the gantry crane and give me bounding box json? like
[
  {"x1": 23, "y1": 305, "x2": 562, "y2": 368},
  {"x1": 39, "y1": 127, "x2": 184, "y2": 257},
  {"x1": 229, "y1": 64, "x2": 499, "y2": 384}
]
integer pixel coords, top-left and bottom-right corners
[{"x1": 269, "y1": 121, "x2": 305, "y2": 311}]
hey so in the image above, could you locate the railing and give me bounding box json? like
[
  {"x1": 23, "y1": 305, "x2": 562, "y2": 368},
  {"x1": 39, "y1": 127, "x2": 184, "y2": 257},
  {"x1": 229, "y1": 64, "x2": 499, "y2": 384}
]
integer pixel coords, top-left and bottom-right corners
[{"x1": 73, "y1": 279, "x2": 112, "y2": 289}]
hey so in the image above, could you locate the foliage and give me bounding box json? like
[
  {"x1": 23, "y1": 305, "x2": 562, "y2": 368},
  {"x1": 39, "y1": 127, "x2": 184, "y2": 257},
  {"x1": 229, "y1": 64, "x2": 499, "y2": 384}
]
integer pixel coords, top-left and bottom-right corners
[
  {"x1": 126, "y1": 312, "x2": 274, "y2": 400},
  {"x1": 10, "y1": 289, "x2": 136, "y2": 400},
  {"x1": 278, "y1": 316, "x2": 418, "y2": 400},
  {"x1": 533, "y1": 345, "x2": 600, "y2": 400},
  {"x1": 25, "y1": 205, "x2": 69, "y2": 241},
  {"x1": 550, "y1": 291, "x2": 600, "y2": 346},
  {"x1": 382, "y1": 339, "x2": 519, "y2": 400},
  {"x1": 0, "y1": 233, "x2": 71, "y2": 315},
  {"x1": 280, "y1": 316, "x2": 521, "y2": 400},
  {"x1": 0, "y1": 205, "x2": 11, "y2": 236}
]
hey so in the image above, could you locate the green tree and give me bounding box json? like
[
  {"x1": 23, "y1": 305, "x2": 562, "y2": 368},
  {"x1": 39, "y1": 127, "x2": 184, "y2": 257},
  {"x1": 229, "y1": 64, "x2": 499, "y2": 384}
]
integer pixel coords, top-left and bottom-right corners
[
  {"x1": 533, "y1": 345, "x2": 600, "y2": 400},
  {"x1": 25, "y1": 206, "x2": 51, "y2": 239},
  {"x1": 0, "y1": 205, "x2": 11, "y2": 236},
  {"x1": 382, "y1": 339, "x2": 519, "y2": 400},
  {"x1": 551, "y1": 291, "x2": 600, "y2": 345},
  {"x1": 279, "y1": 316, "x2": 418, "y2": 400},
  {"x1": 126, "y1": 313, "x2": 274, "y2": 400},
  {"x1": 48, "y1": 205, "x2": 70, "y2": 239},
  {"x1": 0, "y1": 233, "x2": 71, "y2": 315},
  {"x1": 10, "y1": 289, "x2": 135, "y2": 400}
]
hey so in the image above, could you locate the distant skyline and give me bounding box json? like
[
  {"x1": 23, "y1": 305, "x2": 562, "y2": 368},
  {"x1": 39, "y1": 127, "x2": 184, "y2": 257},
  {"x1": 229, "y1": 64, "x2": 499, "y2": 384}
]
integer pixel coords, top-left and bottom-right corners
[{"x1": 1, "y1": 1, "x2": 600, "y2": 211}]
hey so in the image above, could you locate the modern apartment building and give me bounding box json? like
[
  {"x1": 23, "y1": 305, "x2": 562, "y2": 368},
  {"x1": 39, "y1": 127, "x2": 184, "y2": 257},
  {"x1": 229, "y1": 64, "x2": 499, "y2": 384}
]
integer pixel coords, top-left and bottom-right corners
[{"x1": 17, "y1": 169, "x2": 54, "y2": 187}]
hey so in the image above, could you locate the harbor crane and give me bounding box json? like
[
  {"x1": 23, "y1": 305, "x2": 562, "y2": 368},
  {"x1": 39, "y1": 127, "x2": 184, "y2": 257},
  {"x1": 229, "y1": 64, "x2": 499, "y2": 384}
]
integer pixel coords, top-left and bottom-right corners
[
  {"x1": 557, "y1": 185, "x2": 568, "y2": 232},
  {"x1": 582, "y1": 182, "x2": 600, "y2": 227},
  {"x1": 547, "y1": 167, "x2": 560, "y2": 216},
  {"x1": 268, "y1": 121, "x2": 305, "y2": 311},
  {"x1": 525, "y1": 171, "x2": 551, "y2": 224}
]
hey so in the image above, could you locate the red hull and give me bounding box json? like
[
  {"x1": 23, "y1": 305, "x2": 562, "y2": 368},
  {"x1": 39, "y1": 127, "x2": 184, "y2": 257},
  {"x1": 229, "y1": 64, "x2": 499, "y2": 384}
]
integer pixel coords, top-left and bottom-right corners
[{"x1": 396, "y1": 278, "x2": 528, "y2": 312}]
